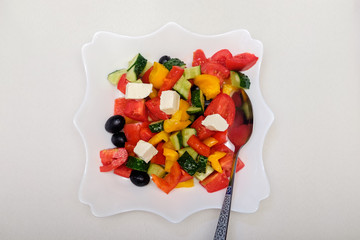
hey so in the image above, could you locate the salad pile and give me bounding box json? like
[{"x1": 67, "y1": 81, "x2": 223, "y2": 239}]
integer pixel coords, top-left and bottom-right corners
[{"x1": 99, "y1": 49, "x2": 257, "y2": 194}]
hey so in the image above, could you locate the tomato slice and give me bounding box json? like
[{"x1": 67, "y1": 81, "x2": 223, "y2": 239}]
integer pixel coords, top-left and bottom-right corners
[
  {"x1": 150, "y1": 142, "x2": 166, "y2": 165},
  {"x1": 192, "y1": 49, "x2": 208, "y2": 66},
  {"x1": 211, "y1": 144, "x2": 233, "y2": 154},
  {"x1": 141, "y1": 66, "x2": 153, "y2": 83},
  {"x1": 204, "y1": 93, "x2": 235, "y2": 125},
  {"x1": 190, "y1": 115, "x2": 215, "y2": 140},
  {"x1": 218, "y1": 153, "x2": 245, "y2": 177},
  {"x1": 211, "y1": 130, "x2": 227, "y2": 145},
  {"x1": 139, "y1": 123, "x2": 156, "y2": 141},
  {"x1": 209, "y1": 49, "x2": 233, "y2": 66},
  {"x1": 200, "y1": 62, "x2": 229, "y2": 84},
  {"x1": 145, "y1": 96, "x2": 169, "y2": 120},
  {"x1": 123, "y1": 99, "x2": 147, "y2": 122},
  {"x1": 200, "y1": 171, "x2": 229, "y2": 193},
  {"x1": 123, "y1": 122, "x2": 144, "y2": 144},
  {"x1": 114, "y1": 98, "x2": 126, "y2": 116},
  {"x1": 158, "y1": 66, "x2": 184, "y2": 95},
  {"x1": 114, "y1": 164, "x2": 132, "y2": 178},
  {"x1": 99, "y1": 148, "x2": 128, "y2": 172},
  {"x1": 225, "y1": 53, "x2": 258, "y2": 71},
  {"x1": 187, "y1": 135, "x2": 211, "y2": 157},
  {"x1": 116, "y1": 73, "x2": 128, "y2": 94}
]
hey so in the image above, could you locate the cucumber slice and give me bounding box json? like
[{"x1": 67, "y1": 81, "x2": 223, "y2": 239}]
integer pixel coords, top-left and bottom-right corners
[
  {"x1": 173, "y1": 76, "x2": 191, "y2": 100},
  {"x1": 181, "y1": 128, "x2": 196, "y2": 147},
  {"x1": 147, "y1": 163, "x2": 166, "y2": 178},
  {"x1": 126, "y1": 156, "x2": 149, "y2": 172},
  {"x1": 163, "y1": 58, "x2": 186, "y2": 71},
  {"x1": 194, "y1": 164, "x2": 214, "y2": 181},
  {"x1": 196, "y1": 155, "x2": 208, "y2": 173},
  {"x1": 191, "y1": 89, "x2": 205, "y2": 111},
  {"x1": 149, "y1": 120, "x2": 164, "y2": 133},
  {"x1": 184, "y1": 66, "x2": 201, "y2": 79},
  {"x1": 169, "y1": 131, "x2": 183, "y2": 150},
  {"x1": 127, "y1": 53, "x2": 148, "y2": 82},
  {"x1": 178, "y1": 147, "x2": 198, "y2": 160},
  {"x1": 177, "y1": 151, "x2": 199, "y2": 176},
  {"x1": 230, "y1": 71, "x2": 251, "y2": 89},
  {"x1": 107, "y1": 69, "x2": 127, "y2": 85},
  {"x1": 186, "y1": 106, "x2": 203, "y2": 115},
  {"x1": 140, "y1": 61, "x2": 153, "y2": 77}
]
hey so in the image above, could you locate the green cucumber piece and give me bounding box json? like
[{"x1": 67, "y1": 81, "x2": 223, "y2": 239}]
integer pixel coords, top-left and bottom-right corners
[
  {"x1": 147, "y1": 163, "x2": 166, "y2": 178},
  {"x1": 163, "y1": 58, "x2": 186, "y2": 71},
  {"x1": 191, "y1": 89, "x2": 205, "y2": 111},
  {"x1": 177, "y1": 151, "x2": 199, "y2": 176},
  {"x1": 196, "y1": 155, "x2": 208, "y2": 173},
  {"x1": 126, "y1": 156, "x2": 149, "y2": 172},
  {"x1": 230, "y1": 71, "x2": 251, "y2": 89},
  {"x1": 140, "y1": 61, "x2": 152, "y2": 77},
  {"x1": 149, "y1": 120, "x2": 164, "y2": 133},
  {"x1": 173, "y1": 76, "x2": 191, "y2": 100},
  {"x1": 169, "y1": 131, "x2": 183, "y2": 150},
  {"x1": 127, "y1": 53, "x2": 148, "y2": 82},
  {"x1": 184, "y1": 66, "x2": 201, "y2": 79},
  {"x1": 194, "y1": 164, "x2": 214, "y2": 181},
  {"x1": 181, "y1": 128, "x2": 196, "y2": 147},
  {"x1": 186, "y1": 106, "x2": 203, "y2": 115},
  {"x1": 178, "y1": 147, "x2": 198, "y2": 160},
  {"x1": 107, "y1": 69, "x2": 127, "y2": 85}
]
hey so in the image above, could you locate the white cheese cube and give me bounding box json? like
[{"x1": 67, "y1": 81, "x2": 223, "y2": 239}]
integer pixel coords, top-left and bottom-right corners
[
  {"x1": 159, "y1": 90, "x2": 180, "y2": 115},
  {"x1": 125, "y1": 83, "x2": 153, "y2": 99},
  {"x1": 201, "y1": 114, "x2": 229, "y2": 131},
  {"x1": 133, "y1": 140, "x2": 158, "y2": 163}
]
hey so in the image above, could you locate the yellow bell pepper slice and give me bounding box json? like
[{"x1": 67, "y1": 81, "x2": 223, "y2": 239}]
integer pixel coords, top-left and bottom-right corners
[
  {"x1": 163, "y1": 119, "x2": 191, "y2": 133},
  {"x1": 176, "y1": 178, "x2": 194, "y2": 188},
  {"x1": 165, "y1": 159, "x2": 176, "y2": 172},
  {"x1": 171, "y1": 99, "x2": 190, "y2": 121},
  {"x1": 149, "y1": 62, "x2": 169, "y2": 89},
  {"x1": 148, "y1": 131, "x2": 169, "y2": 145},
  {"x1": 203, "y1": 137, "x2": 219, "y2": 147},
  {"x1": 162, "y1": 140, "x2": 176, "y2": 150},
  {"x1": 208, "y1": 151, "x2": 227, "y2": 173},
  {"x1": 163, "y1": 148, "x2": 179, "y2": 162},
  {"x1": 194, "y1": 74, "x2": 220, "y2": 100},
  {"x1": 149, "y1": 87, "x2": 158, "y2": 99}
]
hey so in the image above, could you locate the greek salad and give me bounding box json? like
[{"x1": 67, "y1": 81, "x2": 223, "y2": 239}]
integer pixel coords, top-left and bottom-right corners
[{"x1": 99, "y1": 49, "x2": 257, "y2": 194}]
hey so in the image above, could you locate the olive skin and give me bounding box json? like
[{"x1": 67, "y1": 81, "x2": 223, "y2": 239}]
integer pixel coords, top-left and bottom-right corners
[
  {"x1": 105, "y1": 115, "x2": 125, "y2": 133},
  {"x1": 159, "y1": 55, "x2": 171, "y2": 64},
  {"x1": 204, "y1": 99, "x2": 212, "y2": 110},
  {"x1": 111, "y1": 132, "x2": 127, "y2": 148},
  {"x1": 130, "y1": 170, "x2": 150, "y2": 187}
]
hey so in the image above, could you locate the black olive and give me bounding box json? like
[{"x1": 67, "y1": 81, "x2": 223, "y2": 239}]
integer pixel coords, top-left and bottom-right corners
[
  {"x1": 204, "y1": 99, "x2": 212, "y2": 110},
  {"x1": 159, "y1": 55, "x2": 171, "y2": 64},
  {"x1": 130, "y1": 170, "x2": 150, "y2": 187},
  {"x1": 111, "y1": 132, "x2": 127, "y2": 148},
  {"x1": 105, "y1": 115, "x2": 125, "y2": 133}
]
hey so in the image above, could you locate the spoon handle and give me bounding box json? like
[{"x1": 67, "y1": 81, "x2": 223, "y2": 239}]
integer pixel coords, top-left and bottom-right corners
[{"x1": 213, "y1": 150, "x2": 241, "y2": 240}]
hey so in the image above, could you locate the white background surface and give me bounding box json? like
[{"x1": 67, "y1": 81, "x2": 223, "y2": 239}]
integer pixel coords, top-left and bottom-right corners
[{"x1": 1, "y1": 0, "x2": 359, "y2": 239}]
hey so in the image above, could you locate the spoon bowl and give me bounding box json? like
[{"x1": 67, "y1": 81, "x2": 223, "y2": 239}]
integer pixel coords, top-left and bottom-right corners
[{"x1": 213, "y1": 89, "x2": 254, "y2": 240}]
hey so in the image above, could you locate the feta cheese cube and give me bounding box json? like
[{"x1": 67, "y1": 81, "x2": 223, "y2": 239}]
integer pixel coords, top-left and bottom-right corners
[
  {"x1": 201, "y1": 114, "x2": 229, "y2": 131},
  {"x1": 133, "y1": 140, "x2": 158, "y2": 163},
  {"x1": 159, "y1": 90, "x2": 180, "y2": 115},
  {"x1": 125, "y1": 83, "x2": 153, "y2": 99}
]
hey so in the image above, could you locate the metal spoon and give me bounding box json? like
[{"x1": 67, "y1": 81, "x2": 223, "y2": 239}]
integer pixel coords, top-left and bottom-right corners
[{"x1": 213, "y1": 89, "x2": 253, "y2": 240}]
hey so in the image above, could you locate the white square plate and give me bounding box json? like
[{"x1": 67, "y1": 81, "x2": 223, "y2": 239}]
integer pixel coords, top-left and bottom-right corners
[{"x1": 74, "y1": 22, "x2": 274, "y2": 223}]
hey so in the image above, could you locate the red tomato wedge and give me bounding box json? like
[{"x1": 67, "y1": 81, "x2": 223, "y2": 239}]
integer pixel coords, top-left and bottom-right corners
[
  {"x1": 190, "y1": 115, "x2": 215, "y2": 140},
  {"x1": 141, "y1": 66, "x2": 153, "y2": 83},
  {"x1": 114, "y1": 164, "x2": 132, "y2": 178},
  {"x1": 225, "y1": 53, "x2": 258, "y2": 71},
  {"x1": 200, "y1": 62, "x2": 230, "y2": 84},
  {"x1": 123, "y1": 122, "x2": 147, "y2": 144},
  {"x1": 209, "y1": 49, "x2": 233, "y2": 66},
  {"x1": 145, "y1": 96, "x2": 169, "y2": 120},
  {"x1": 192, "y1": 49, "x2": 208, "y2": 66},
  {"x1": 200, "y1": 171, "x2": 229, "y2": 193},
  {"x1": 116, "y1": 73, "x2": 128, "y2": 94},
  {"x1": 150, "y1": 142, "x2": 166, "y2": 165},
  {"x1": 204, "y1": 93, "x2": 235, "y2": 125},
  {"x1": 99, "y1": 148, "x2": 128, "y2": 172},
  {"x1": 211, "y1": 130, "x2": 227, "y2": 145},
  {"x1": 123, "y1": 99, "x2": 147, "y2": 122}
]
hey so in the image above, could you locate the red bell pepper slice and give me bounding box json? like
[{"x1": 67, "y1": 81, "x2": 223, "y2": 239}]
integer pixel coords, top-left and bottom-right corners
[
  {"x1": 192, "y1": 49, "x2": 208, "y2": 66},
  {"x1": 141, "y1": 66, "x2": 153, "y2": 83},
  {"x1": 152, "y1": 161, "x2": 181, "y2": 194},
  {"x1": 187, "y1": 135, "x2": 211, "y2": 157},
  {"x1": 114, "y1": 164, "x2": 132, "y2": 178},
  {"x1": 150, "y1": 142, "x2": 166, "y2": 165},
  {"x1": 116, "y1": 73, "x2": 128, "y2": 94},
  {"x1": 190, "y1": 115, "x2": 215, "y2": 140},
  {"x1": 200, "y1": 171, "x2": 229, "y2": 193},
  {"x1": 225, "y1": 53, "x2": 258, "y2": 71},
  {"x1": 99, "y1": 148, "x2": 128, "y2": 172},
  {"x1": 158, "y1": 66, "x2": 184, "y2": 95},
  {"x1": 145, "y1": 96, "x2": 169, "y2": 120},
  {"x1": 179, "y1": 169, "x2": 193, "y2": 183}
]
